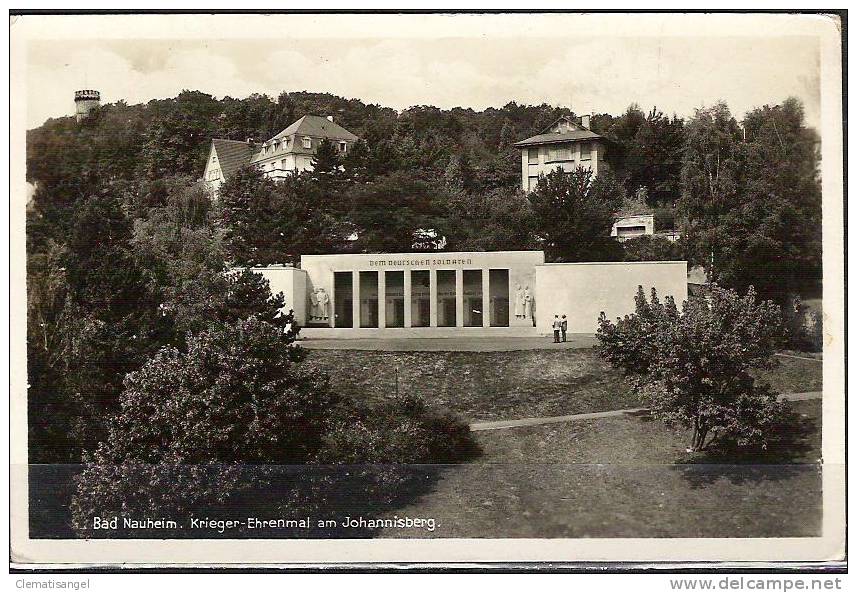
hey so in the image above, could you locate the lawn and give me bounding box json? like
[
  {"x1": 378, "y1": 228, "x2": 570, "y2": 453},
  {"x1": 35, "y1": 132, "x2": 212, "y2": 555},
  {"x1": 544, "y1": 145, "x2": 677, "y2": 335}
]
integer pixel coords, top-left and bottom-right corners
[
  {"x1": 377, "y1": 399, "x2": 822, "y2": 538},
  {"x1": 309, "y1": 348, "x2": 823, "y2": 422},
  {"x1": 306, "y1": 347, "x2": 823, "y2": 538},
  {"x1": 30, "y1": 348, "x2": 823, "y2": 540}
]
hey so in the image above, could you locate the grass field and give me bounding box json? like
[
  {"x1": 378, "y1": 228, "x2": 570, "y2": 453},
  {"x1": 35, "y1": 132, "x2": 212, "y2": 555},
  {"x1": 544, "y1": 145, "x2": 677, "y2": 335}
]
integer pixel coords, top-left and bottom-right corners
[
  {"x1": 306, "y1": 346, "x2": 823, "y2": 538},
  {"x1": 309, "y1": 348, "x2": 822, "y2": 422},
  {"x1": 30, "y1": 347, "x2": 823, "y2": 540},
  {"x1": 377, "y1": 399, "x2": 822, "y2": 538}
]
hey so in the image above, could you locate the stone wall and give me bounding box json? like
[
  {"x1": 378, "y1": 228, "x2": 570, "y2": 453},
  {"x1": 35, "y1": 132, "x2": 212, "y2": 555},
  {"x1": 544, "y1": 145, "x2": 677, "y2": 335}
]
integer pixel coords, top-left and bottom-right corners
[{"x1": 534, "y1": 261, "x2": 688, "y2": 334}]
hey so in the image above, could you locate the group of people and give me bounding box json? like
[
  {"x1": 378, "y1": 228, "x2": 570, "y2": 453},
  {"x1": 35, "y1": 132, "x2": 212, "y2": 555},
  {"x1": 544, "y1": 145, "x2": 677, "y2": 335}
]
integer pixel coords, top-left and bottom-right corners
[{"x1": 551, "y1": 314, "x2": 568, "y2": 343}]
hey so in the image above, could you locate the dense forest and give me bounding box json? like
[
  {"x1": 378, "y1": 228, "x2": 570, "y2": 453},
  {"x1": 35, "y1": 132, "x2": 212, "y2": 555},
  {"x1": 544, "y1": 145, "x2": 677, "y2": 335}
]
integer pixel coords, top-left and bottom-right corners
[{"x1": 26, "y1": 89, "x2": 822, "y2": 471}]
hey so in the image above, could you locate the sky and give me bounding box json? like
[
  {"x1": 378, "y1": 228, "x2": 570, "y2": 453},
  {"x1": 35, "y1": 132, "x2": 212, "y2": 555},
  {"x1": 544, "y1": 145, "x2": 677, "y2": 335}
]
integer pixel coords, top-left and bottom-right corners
[{"x1": 21, "y1": 15, "x2": 823, "y2": 130}]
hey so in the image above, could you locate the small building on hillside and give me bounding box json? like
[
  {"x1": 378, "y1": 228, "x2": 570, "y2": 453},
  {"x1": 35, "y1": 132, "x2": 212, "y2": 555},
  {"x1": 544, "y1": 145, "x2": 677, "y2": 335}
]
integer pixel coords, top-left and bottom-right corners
[
  {"x1": 612, "y1": 213, "x2": 655, "y2": 242},
  {"x1": 513, "y1": 115, "x2": 609, "y2": 192},
  {"x1": 203, "y1": 115, "x2": 359, "y2": 194}
]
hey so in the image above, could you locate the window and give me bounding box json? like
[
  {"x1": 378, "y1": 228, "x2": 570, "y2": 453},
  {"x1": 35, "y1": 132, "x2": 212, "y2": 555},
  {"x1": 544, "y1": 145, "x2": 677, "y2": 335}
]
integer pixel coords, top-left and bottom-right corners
[
  {"x1": 528, "y1": 176, "x2": 540, "y2": 191},
  {"x1": 462, "y1": 270, "x2": 483, "y2": 327},
  {"x1": 527, "y1": 147, "x2": 538, "y2": 164},
  {"x1": 617, "y1": 225, "x2": 647, "y2": 238},
  {"x1": 436, "y1": 270, "x2": 456, "y2": 327},
  {"x1": 410, "y1": 270, "x2": 431, "y2": 327},
  {"x1": 489, "y1": 269, "x2": 510, "y2": 327},
  {"x1": 302, "y1": 137, "x2": 312, "y2": 149},
  {"x1": 333, "y1": 272, "x2": 353, "y2": 328},
  {"x1": 385, "y1": 271, "x2": 405, "y2": 328},
  {"x1": 339, "y1": 141, "x2": 347, "y2": 153},
  {"x1": 580, "y1": 142, "x2": 591, "y2": 160},
  {"x1": 359, "y1": 271, "x2": 379, "y2": 328},
  {"x1": 549, "y1": 144, "x2": 571, "y2": 162}
]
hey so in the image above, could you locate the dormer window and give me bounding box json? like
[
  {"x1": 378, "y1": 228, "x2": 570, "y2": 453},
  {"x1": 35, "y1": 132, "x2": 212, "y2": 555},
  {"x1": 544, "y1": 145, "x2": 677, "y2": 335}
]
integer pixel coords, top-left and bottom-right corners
[{"x1": 302, "y1": 137, "x2": 312, "y2": 149}]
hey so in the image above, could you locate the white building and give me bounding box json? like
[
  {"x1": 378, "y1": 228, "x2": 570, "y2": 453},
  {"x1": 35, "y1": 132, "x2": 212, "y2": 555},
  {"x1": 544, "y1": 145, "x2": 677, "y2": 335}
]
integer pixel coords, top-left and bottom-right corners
[
  {"x1": 252, "y1": 250, "x2": 688, "y2": 337},
  {"x1": 203, "y1": 114, "x2": 359, "y2": 194},
  {"x1": 513, "y1": 115, "x2": 609, "y2": 192},
  {"x1": 611, "y1": 214, "x2": 656, "y2": 242}
]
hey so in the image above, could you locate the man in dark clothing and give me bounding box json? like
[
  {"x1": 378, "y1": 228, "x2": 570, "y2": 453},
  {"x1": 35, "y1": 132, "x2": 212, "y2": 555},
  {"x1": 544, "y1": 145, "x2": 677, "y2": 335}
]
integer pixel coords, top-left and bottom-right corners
[
  {"x1": 561, "y1": 314, "x2": 568, "y2": 342},
  {"x1": 552, "y1": 315, "x2": 562, "y2": 343}
]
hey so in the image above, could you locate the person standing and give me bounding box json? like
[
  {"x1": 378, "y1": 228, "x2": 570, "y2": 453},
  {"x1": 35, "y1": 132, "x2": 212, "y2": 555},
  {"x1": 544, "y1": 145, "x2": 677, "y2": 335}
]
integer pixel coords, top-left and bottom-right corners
[
  {"x1": 560, "y1": 314, "x2": 568, "y2": 342},
  {"x1": 552, "y1": 315, "x2": 562, "y2": 343}
]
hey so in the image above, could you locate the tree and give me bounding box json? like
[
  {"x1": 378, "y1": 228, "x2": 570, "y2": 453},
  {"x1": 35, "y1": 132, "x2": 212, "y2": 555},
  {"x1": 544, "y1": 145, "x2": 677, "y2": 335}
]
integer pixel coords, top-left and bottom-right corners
[
  {"x1": 64, "y1": 194, "x2": 153, "y2": 317},
  {"x1": 622, "y1": 235, "x2": 683, "y2": 262},
  {"x1": 70, "y1": 317, "x2": 326, "y2": 528},
  {"x1": 678, "y1": 98, "x2": 822, "y2": 304},
  {"x1": 439, "y1": 186, "x2": 537, "y2": 252},
  {"x1": 527, "y1": 167, "x2": 624, "y2": 262},
  {"x1": 443, "y1": 153, "x2": 476, "y2": 194},
  {"x1": 70, "y1": 317, "x2": 478, "y2": 531},
  {"x1": 341, "y1": 138, "x2": 370, "y2": 180},
  {"x1": 597, "y1": 285, "x2": 788, "y2": 451},
  {"x1": 311, "y1": 138, "x2": 342, "y2": 178},
  {"x1": 137, "y1": 91, "x2": 220, "y2": 179},
  {"x1": 346, "y1": 171, "x2": 446, "y2": 252},
  {"x1": 216, "y1": 167, "x2": 350, "y2": 265}
]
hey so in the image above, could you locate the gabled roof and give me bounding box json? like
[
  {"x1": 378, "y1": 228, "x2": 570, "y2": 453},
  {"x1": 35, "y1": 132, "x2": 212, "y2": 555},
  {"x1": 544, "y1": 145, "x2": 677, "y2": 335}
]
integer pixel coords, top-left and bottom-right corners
[
  {"x1": 513, "y1": 129, "x2": 603, "y2": 147},
  {"x1": 513, "y1": 115, "x2": 603, "y2": 148},
  {"x1": 211, "y1": 139, "x2": 254, "y2": 179},
  {"x1": 270, "y1": 115, "x2": 359, "y2": 142}
]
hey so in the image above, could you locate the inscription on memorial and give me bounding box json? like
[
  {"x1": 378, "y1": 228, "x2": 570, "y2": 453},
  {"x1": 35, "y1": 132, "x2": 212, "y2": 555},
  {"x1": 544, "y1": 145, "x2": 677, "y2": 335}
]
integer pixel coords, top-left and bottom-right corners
[{"x1": 368, "y1": 258, "x2": 473, "y2": 267}]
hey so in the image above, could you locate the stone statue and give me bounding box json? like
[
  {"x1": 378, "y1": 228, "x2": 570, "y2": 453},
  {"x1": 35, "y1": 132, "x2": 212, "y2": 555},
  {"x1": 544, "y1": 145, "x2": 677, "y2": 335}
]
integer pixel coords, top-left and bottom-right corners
[
  {"x1": 309, "y1": 289, "x2": 320, "y2": 320},
  {"x1": 316, "y1": 288, "x2": 330, "y2": 320},
  {"x1": 514, "y1": 283, "x2": 524, "y2": 318},
  {"x1": 523, "y1": 285, "x2": 533, "y2": 319}
]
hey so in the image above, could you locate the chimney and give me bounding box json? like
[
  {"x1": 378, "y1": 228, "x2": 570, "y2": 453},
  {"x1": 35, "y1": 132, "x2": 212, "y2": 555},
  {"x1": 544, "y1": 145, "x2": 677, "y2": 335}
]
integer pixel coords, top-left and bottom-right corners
[
  {"x1": 581, "y1": 114, "x2": 591, "y2": 129},
  {"x1": 326, "y1": 115, "x2": 334, "y2": 123}
]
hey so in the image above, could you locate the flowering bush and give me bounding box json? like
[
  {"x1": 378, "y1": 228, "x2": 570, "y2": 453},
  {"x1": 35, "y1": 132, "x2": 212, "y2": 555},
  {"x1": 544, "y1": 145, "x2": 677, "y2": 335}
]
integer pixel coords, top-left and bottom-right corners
[{"x1": 597, "y1": 285, "x2": 789, "y2": 451}]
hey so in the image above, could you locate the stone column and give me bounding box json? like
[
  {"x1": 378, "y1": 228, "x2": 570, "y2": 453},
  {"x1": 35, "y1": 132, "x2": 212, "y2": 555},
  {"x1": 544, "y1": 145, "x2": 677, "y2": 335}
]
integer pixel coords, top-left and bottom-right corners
[
  {"x1": 352, "y1": 271, "x2": 360, "y2": 329},
  {"x1": 329, "y1": 271, "x2": 335, "y2": 328},
  {"x1": 482, "y1": 268, "x2": 491, "y2": 328},
  {"x1": 429, "y1": 269, "x2": 438, "y2": 327},
  {"x1": 403, "y1": 271, "x2": 412, "y2": 328},
  {"x1": 455, "y1": 269, "x2": 464, "y2": 328},
  {"x1": 377, "y1": 271, "x2": 386, "y2": 329}
]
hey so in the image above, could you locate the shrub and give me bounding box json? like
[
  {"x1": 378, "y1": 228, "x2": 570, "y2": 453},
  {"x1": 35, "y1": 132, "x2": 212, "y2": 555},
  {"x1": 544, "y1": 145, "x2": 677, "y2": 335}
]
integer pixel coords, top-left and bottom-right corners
[
  {"x1": 71, "y1": 317, "x2": 330, "y2": 530},
  {"x1": 71, "y1": 318, "x2": 478, "y2": 533},
  {"x1": 319, "y1": 394, "x2": 480, "y2": 465},
  {"x1": 597, "y1": 285, "x2": 789, "y2": 451}
]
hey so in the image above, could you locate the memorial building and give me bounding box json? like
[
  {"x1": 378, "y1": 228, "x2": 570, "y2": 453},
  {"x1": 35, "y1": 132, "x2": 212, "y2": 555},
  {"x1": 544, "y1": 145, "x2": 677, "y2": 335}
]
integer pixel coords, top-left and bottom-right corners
[{"x1": 251, "y1": 251, "x2": 688, "y2": 338}]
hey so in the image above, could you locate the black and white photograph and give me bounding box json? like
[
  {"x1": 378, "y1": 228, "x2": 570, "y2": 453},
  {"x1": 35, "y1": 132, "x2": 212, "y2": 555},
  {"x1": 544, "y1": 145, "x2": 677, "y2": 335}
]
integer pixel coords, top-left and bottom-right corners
[{"x1": 9, "y1": 10, "x2": 846, "y2": 570}]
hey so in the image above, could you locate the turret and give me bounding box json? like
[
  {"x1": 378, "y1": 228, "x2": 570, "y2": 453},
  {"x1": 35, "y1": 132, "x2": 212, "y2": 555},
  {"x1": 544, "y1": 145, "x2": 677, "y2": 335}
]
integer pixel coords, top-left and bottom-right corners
[{"x1": 74, "y1": 90, "x2": 100, "y2": 122}]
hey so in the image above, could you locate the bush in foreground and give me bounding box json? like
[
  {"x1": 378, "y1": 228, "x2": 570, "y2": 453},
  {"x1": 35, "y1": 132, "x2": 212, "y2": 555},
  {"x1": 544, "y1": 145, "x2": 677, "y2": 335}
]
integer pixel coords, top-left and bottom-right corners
[
  {"x1": 597, "y1": 285, "x2": 789, "y2": 452},
  {"x1": 71, "y1": 317, "x2": 478, "y2": 533}
]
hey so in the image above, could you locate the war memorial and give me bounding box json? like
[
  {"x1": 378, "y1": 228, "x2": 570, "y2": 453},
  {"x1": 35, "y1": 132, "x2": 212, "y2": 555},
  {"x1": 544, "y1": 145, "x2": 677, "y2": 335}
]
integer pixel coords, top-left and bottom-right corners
[{"x1": 252, "y1": 250, "x2": 688, "y2": 338}]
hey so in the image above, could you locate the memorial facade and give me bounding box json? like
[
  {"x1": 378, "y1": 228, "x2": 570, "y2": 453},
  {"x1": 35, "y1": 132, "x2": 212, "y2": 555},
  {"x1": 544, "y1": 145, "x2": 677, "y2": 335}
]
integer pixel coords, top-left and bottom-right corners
[{"x1": 253, "y1": 251, "x2": 688, "y2": 337}]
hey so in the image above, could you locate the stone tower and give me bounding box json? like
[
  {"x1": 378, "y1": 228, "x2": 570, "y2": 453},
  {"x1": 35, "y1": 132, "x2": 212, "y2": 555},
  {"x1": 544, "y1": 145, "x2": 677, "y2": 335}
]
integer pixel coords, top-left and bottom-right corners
[{"x1": 74, "y1": 90, "x2": 100, "y2": 122}]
